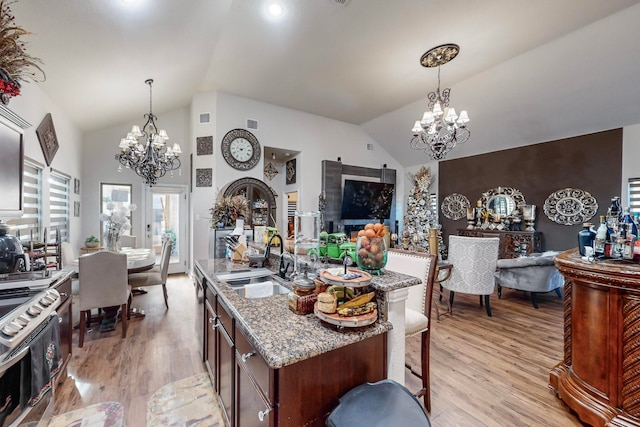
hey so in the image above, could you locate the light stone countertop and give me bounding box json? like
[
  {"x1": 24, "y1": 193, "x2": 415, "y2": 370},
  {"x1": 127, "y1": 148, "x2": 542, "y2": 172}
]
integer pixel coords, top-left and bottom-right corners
[{"x1": 194, "y1": 257, "x2": 420, "y2": 369}]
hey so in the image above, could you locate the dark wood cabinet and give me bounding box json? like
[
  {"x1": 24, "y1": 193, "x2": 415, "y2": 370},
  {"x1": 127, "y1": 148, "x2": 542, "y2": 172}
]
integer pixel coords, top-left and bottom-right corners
[
  {"x1": 53, "y1": 275, "x2": 72, "y2": 384},
  {"x1": 215, "y1": 298, "x2": 235, "y2": 427},
  {"x1": 550, "y1": 250, "x2": 640, "y2": 426},
  {"x1": 457, "y1": 229, "x2": 542, "y2": 258}
]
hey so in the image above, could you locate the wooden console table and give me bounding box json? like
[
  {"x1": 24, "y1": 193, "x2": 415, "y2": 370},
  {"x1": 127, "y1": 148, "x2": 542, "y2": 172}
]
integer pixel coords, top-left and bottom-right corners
[
  {"x1": 457, "y1": 229, "x2": 541, "y2": 259},
  {"x1": 550, "y1": 249, "x2": 640, "y2": 426}
]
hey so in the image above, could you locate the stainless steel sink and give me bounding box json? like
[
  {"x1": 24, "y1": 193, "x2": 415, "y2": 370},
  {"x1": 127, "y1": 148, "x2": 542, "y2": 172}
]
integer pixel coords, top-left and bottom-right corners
[
  {"x1": 233, "y1": 281, "x2": 290, "y2": 299},
  {"x1": 214, "y1": 268, "x2": 273, "y2": 286}
]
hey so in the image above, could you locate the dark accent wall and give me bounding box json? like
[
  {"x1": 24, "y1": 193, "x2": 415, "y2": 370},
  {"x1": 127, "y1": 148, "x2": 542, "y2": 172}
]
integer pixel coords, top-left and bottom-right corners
[{"x1": 438, "y1": 129, "x2": 622, "y2": 252}]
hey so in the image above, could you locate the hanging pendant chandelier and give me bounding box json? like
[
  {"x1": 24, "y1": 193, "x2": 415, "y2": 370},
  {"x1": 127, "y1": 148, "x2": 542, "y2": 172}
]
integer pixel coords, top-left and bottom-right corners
[
  {"x1": 116, "y1": 79, "x2": 182, "y2": 186},
  {"x1": 410, "y1": 44, "x2": 470, "y2": 161}
]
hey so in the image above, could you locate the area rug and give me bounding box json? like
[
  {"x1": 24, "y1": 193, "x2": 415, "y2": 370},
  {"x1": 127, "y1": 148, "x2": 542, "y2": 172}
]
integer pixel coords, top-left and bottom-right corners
[
  {"x1": 147, "y1": 372, "x2": 223, "y2": 426},
  {"x1": 43, "y1": 401, "x2": 124, "y2": 427}
]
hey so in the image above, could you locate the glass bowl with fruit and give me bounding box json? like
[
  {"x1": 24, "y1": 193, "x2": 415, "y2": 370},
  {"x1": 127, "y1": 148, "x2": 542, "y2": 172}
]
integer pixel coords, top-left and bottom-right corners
[{"x1": 355, "y1": 223, "x2": 388, "y2": 274}]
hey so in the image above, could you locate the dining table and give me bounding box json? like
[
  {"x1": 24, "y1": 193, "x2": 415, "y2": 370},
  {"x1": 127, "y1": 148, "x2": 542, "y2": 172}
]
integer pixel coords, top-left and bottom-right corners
[{"x1": 73, "y1": 247, "x2": 156, "y2": 331}]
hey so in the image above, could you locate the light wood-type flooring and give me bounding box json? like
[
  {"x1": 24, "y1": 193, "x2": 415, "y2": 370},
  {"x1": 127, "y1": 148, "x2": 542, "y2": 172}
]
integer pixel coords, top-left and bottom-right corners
[{"x1": 53, "y1": 274, "x2": 584, "y2": 426}]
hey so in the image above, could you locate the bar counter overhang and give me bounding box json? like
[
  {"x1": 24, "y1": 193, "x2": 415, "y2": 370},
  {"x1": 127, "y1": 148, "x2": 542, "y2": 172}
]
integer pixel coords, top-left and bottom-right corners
[{"x1": 550, "y1": 249, "x2": 640, "y2": 427}]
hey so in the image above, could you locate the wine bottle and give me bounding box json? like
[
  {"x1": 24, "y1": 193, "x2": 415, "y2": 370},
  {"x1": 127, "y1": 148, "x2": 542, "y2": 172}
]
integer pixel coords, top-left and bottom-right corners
[{"x1": 594, "y1": 215, "x2": 608, "y2": 258}]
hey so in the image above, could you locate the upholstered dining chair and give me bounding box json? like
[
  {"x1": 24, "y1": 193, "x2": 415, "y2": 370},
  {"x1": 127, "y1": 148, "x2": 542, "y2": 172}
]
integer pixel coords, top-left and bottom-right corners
[
  {"x1": 78, "y1": 251, "x2": 131, "y2": 347},
  {"x1": 127, "y1": 239, "x2": 172, "y2": 309},
  {"x1": 384, "y1": 249, "x2": 437, "y2": 412},
  {"x1": 440, "y1": 235, "x2": 500, "y2": 317},
  {"x1": 119, "y1": 235, "x2": 136, "y2": 248}
]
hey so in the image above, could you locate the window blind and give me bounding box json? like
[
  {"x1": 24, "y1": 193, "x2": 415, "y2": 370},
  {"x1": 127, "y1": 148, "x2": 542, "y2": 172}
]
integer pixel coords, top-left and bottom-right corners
[
  {"x1": 49, "y1": 171, "x2": 69, "y2": 243},
  {"x1": 7, "y1": 159, "x2": 41, "y2": 240},
  {"x1": 628, "y1": 178, "x2": 640, "y2": 214}
]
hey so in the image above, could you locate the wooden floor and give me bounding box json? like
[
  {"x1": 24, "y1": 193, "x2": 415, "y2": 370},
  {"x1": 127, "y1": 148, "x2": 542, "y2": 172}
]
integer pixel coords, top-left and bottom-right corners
[{"x1": 53, "y1": 274, "x2": 584, "y2": 426}]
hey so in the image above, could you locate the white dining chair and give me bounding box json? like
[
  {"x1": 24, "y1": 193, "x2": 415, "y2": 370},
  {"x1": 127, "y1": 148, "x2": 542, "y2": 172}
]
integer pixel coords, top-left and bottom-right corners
[
  {"x1": 78, "y1": 251, "x2": 131, "y2": 347},
  {"x1": 385, "y1": 249, "x2": 437, "y2": 412},
  {"x1": 127, "y1": 239, "x2": 172, "y2": 308},
  {"x1": 119, "y1": 235, "x2": 137, "y2": 248}
]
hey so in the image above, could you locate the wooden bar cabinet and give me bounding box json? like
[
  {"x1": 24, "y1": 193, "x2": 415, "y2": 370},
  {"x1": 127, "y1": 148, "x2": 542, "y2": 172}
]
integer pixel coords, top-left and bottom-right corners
[{"x1": 550, "y1": 249, "x2": 640, "y2": 426}]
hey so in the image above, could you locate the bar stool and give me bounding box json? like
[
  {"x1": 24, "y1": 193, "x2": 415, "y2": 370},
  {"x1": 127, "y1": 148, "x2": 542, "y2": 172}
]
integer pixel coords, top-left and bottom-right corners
[{"x1": 325, "y1": 379, "x2": 431, "y2": 427}]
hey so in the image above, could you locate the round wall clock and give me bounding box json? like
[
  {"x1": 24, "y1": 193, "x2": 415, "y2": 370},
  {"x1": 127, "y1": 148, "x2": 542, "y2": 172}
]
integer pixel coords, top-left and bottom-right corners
[{"x1": 221, "y1": 129, "x2": 261, "y2": 171}]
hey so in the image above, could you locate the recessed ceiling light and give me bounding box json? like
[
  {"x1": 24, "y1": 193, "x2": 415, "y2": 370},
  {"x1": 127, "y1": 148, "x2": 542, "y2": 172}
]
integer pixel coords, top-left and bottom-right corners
[{"x1": 267, "y1": 2, "x2": 284, "y2": 17}]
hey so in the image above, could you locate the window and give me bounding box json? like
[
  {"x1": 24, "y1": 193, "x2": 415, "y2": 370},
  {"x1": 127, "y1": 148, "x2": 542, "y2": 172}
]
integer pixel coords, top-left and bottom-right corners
[
  {"x1": 629, "y1": 178, "x2": 640, "y2": 214},
  {"x1": 49, "y1": 170, "x2": 70, "y2": 243},
  {"x1": 7, "y1": 158, "x2": 42, "y2": 241},
  {"x1": 100, "y1": 183, "x2": 133, "y2": 242}
]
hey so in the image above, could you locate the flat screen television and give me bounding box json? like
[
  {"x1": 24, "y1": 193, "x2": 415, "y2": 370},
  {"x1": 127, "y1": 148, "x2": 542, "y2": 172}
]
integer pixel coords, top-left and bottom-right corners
[
  {"x1": 0, "y1": 121, "x2": 23, "y2": 218},
  {"x1": 340, "y1": 179, "x2": 394, "y2": 220}
]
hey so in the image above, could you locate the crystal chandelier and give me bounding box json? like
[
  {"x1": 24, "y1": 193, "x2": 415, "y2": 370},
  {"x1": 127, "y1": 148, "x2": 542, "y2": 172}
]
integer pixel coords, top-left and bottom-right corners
[
  {"x1": 116, "y1": 79, "x2": 181, "y2": 186},
  {"x1": 411, "y1": 44, "x2": 470, "y2": 161}
]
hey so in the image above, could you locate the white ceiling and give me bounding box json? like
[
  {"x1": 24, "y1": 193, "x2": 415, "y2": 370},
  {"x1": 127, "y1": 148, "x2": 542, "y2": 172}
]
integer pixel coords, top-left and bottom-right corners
[{"x1": 10, "y1": 0, "x2": 640, "y2": 166}]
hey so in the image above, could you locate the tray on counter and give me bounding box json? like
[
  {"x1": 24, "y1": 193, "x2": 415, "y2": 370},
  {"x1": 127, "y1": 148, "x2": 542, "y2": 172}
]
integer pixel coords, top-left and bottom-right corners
[
  {"x1": 318, "y1": 268, "x2": 372, "y2": 287},
  {"x1": 314, "y1": 302, "x2": 377, "y2": 328}
]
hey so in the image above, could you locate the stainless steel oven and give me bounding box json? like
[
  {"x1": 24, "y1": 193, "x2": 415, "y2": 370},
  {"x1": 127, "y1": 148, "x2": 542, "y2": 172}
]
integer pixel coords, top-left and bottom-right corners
[{"x1": 0, "y1": 271, "x2": 62, "y2": 427}]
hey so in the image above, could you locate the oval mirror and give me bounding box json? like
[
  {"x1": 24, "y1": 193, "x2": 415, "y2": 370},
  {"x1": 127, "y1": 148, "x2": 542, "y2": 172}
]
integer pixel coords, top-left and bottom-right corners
[{"x1": 480, "y1": 186, "x2": 526, "y2": 217}]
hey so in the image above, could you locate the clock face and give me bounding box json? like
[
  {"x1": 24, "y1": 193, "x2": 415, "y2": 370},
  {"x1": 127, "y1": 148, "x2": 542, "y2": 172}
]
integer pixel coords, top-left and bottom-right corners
[
  {"x1": 230, "y1": 138, "x2": 254, "y2": 162},
  {"x1": 221, "y1": 129, "x2": 261, "y2": 170}
]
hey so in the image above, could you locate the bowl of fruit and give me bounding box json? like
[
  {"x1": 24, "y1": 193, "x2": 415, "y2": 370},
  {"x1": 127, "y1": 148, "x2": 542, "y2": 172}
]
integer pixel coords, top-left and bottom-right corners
[{"x1": 355, "y1": 223, "x2": 387, "y2": 274}]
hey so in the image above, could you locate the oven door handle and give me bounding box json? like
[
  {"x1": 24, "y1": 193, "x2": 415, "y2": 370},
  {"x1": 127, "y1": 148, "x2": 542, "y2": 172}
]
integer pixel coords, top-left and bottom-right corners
[{"x1": 0, "y1": 346, "x2": 29, "y2": 376}]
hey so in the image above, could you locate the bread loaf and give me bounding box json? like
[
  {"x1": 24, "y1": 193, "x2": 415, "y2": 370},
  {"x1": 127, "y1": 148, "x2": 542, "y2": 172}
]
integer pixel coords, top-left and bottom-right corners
[{"x1": 317, "y1": 292, "x2": 337, "y2": 314}]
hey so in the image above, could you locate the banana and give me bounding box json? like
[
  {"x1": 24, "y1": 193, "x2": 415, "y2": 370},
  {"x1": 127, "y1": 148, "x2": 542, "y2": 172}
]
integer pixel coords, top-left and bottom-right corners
[
  {"x1": 339, "y1": 291, "x2": 375, "y2": 309},
  {"x1": 338, "y1": 301, "x2": 377, "y2": 316},
  {"x1": 327, "y1": 286, "x2": 356, "y2": 300}
]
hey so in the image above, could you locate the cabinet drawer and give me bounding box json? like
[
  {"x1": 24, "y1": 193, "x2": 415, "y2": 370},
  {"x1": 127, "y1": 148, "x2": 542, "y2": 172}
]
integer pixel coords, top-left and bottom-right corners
[
  {"x1": 54, "y1": 276, "x2": 72, "y2": 305},
  {"x1": 216, "y1": 299, "x2": 234, "y2": 339},
  {"x1": 236, "y1": 329, "x2": 271, "y2": 402}
]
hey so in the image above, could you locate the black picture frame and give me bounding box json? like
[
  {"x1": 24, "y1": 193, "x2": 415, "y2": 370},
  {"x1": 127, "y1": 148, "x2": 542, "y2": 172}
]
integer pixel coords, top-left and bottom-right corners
[
  {"x1": 74, "y1": 178, "x2": 80, "y2": 194},
  {"x1": 286, "y1": 158, "x2": 296, "y2": 184},
  {"x1": 35, "y1": 113, "x2": 59, "y2": 167},
  {"x1": 74, "y1": 201, "x2": 80, "y2": 217}
]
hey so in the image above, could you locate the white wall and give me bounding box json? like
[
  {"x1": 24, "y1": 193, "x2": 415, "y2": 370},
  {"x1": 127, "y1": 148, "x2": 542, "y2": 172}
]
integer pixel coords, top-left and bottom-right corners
[
  {"x1": 7, "y1": 83, "x2": 83, "y2": 248},
  {"x1": 188, "y1": 91, "x2": 406, "y2": 263},
  {"x1": 82, "y1": 107, "x2": 190, "y2": 246}
]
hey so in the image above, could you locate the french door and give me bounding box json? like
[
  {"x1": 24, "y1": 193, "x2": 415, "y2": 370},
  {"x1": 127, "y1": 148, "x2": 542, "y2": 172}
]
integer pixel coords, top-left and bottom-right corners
[{"x1": 144, "y1": 185, "x2": 188, "y2": 274}]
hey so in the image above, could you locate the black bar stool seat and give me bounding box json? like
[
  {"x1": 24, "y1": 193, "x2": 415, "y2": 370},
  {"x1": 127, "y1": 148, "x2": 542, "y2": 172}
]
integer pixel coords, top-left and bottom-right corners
[{"x1": 326, "y1": 379, "x2": 431, "y2": 427}]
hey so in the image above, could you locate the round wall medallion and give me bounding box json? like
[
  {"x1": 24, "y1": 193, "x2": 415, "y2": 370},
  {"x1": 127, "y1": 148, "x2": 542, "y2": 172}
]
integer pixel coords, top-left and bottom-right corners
[
  {"x1": 221, "y1": 129, "x2": 261, "y2": 171},
  {"x1": 543, "y1": 188, "x2": 598, "y2": 225},
  {"x1": 441, "y1": 193, "x2": 470, "y2": 220}
]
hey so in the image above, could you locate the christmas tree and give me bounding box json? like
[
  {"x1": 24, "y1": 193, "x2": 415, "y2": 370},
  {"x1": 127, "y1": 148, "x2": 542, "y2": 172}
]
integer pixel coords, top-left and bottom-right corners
[{"x1": 402, "y1": 166, "x2": 439, "y2": 252}]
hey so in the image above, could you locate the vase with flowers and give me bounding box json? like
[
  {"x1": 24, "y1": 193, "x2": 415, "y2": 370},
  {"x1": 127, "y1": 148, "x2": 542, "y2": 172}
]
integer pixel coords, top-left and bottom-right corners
[
  {"x1": 100, "y1": 202, "x2": 136, "y2": 252},
  {"x1": 209, "y1": 194, "x2": 249, "y2": 229},
  {"x1": 0, "y1": 1, "x2": 45, "y2": 105}
]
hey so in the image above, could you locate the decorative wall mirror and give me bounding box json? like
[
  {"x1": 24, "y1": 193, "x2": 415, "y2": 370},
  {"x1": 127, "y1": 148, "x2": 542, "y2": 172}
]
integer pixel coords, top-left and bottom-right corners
[{"x1": 480, "y1": 186, "x2": 526, "y2": 217}]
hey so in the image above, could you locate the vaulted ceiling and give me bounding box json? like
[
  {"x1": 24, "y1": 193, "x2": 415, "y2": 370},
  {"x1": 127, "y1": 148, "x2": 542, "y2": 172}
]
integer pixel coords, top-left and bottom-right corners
[{"x1": 10, "y1": 0, "x2": 640, "y2": 166}]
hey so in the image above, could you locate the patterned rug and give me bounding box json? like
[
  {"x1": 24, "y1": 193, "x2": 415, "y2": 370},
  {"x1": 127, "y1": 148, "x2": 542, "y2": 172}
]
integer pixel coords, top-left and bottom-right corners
[
  {"x1": 43, "y1": 401, "x2": 124, "y2": 427},
  {"x1": 146, "y1": 372, "x2": 223, "y2": 426}
]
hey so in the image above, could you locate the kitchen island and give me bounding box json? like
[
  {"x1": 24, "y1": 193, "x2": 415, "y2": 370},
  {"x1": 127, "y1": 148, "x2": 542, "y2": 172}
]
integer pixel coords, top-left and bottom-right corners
[{"x1": 194, "y1": 257, "x2": 421, "y2": 427}]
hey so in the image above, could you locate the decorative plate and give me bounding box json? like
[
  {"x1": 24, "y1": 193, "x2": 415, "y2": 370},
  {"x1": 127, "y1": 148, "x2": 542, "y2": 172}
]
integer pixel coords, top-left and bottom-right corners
[
  {"x1": 543, "y1": 188, "x2": 598, "y2": 225},
  {"x1": 314, "y1": 302, "x2": 378, "y2": 328},
  {"x1": 441, "y1": 193, "x2": 470, "y2": 220}
]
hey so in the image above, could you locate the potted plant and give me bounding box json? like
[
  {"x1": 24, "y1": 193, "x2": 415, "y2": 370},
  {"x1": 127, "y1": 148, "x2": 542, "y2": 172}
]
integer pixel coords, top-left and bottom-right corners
[{"x1": 84, "y1": 235, "x2": 99, "y2": 248}]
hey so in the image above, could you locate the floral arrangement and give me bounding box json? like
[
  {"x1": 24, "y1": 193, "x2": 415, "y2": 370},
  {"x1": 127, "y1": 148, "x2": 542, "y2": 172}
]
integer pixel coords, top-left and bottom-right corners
[
  {"x1": 100, "y1": 202, "x2": 136, "y2": 251},
  {"x1": 0, "y1": 0, "x2": 45, "y2": 103},
  {"x1": 209, "y1": 194, "x2": 249, "y2": 228}
]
